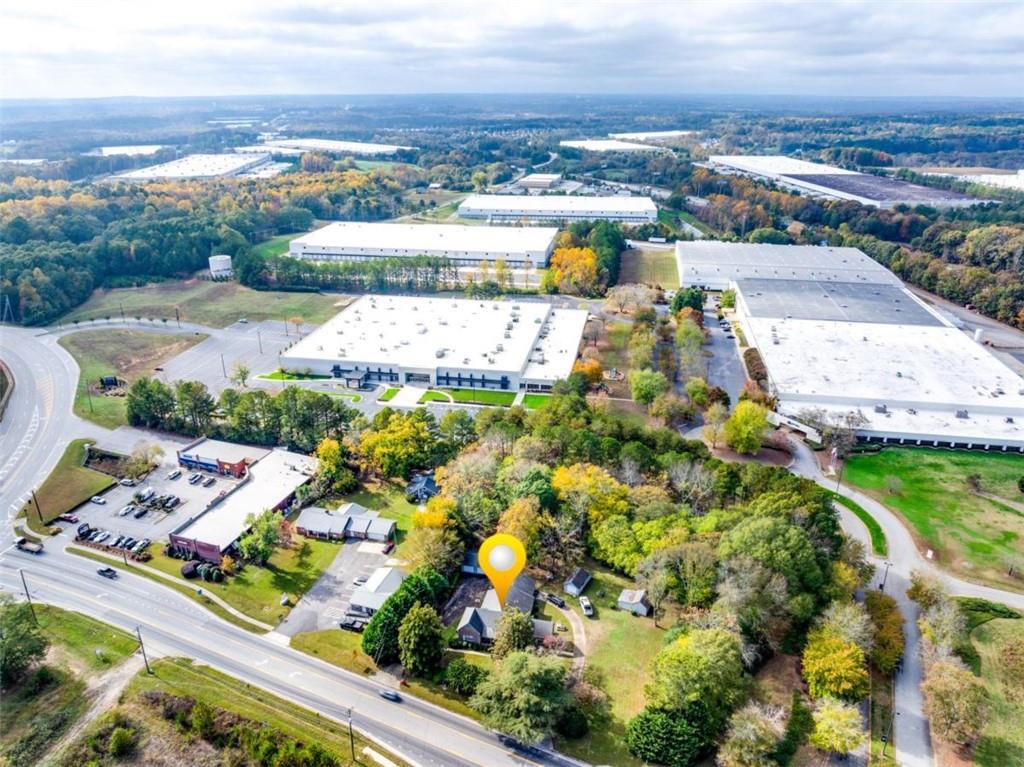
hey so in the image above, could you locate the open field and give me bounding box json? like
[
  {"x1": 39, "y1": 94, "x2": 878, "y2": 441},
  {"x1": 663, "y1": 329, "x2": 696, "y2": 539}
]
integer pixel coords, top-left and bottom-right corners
[
  {"x1": 971, "y1": 617, "x2": 1024, "y2": 767},
  {"x1": 552, "y1": 562, "x2": 670, "y2": 767},
  {"x1": 619, "y1": 247, "x2": 680, "y2": 288},
  {"x1": 844, "y1": 448, "x2": 1024, "y2": 591},
  {"x1": 522, "y1": 393, "x2": 551, "y2": 409},
  {"x1": 125, "y1": 657, "x2": 398, "y2": 766},
  {"x1": 59, "y1": 328, "x2": 206, "y2": 428},
  {"x1": 0, "y1": 606, "x2": 137, "y2": 767},
  {"x1": 58, "y1": 279, "x2": 344, "y2": 328},
  {"x1": 143, "y1": 533, "x2": 340, "y2": 625},
  {"x1": 23, "y1": 439, "x2": 114, "y2": 531},
  {"x1": 251, "y1": 232, "x2": 296, "y2": 259}
]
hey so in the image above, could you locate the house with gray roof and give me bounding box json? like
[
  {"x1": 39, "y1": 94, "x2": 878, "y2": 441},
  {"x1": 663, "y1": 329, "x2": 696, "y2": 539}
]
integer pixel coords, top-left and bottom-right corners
[
  {"x1": 455, "y1": 573, "x2": 552, "y2": 646},
  {"x1": 294, "y1": 502, "x2": 395, "y2": 542}
]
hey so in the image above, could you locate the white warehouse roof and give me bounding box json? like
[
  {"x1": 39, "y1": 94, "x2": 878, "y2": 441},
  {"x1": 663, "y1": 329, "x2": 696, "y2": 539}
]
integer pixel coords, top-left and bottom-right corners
[
  {"x1": 288, "y1": 222, "x2": 558, "y2": 265},
  {"x1": 560, "y1": 139, "x2": 665, "y2": 152},
  {"x1": 263, "y1": 138, "x2": 414, "y2": 155},
  {"x1": 459, "y1": 194, "x2": 657, "y2": 221},
  {"x1": 609, "y1": 130, "x2": 695, "y2": 140},
  {"x1": 709, "y1": 155, "x2": 857, "y2": 177},
  {"x1": 116, "y1": 153, "x2": 270, "y2": 180}
]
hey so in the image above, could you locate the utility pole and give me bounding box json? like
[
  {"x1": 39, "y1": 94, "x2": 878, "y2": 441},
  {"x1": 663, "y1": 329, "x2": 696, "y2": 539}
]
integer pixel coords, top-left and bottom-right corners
[
  {"x1": 220, "y1": 353, "x2": 227, "y2": 379},
  {"x1": 347, "y1": 707, "x2": 356, "y2": 760},
  {"x1": 119, "y1": 301, "x2": 125, "y2": 323},
  {"x1": 136, "y1": 626, "x2": 152, "y2": 674},
  {"x1": 19, "y1": 570, "x2": 38, "y2": 625},
  {"x1": 30, "y1": 490, "x2": 44, "y2": 527},
  {"x1": 256, "y1": 328, "x2": 263, "y2": 354},
  {"x1": 174, "y1": 307, "x2": 181, "y2": 328}
]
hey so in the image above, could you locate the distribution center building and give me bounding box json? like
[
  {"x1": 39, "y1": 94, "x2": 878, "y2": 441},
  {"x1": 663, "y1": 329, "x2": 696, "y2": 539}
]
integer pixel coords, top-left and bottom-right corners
[
  {"x1": 676, "y1": 241, "x2": 1024, "y2": 450},
  {"x1": 708, "y1": 155, "x2": 988, "y2": 208},
  {"x1": 458, "y1": 194, "x2": 658, "y2": 223},
  {"x1": 115, "y1": 153, "x2": 275, "y2": 180},
  {"x1": 279, "y1": 294, "x2": 589, "y2": 392},
  {"x1": 287, "y1": 222, "x2": 559, "y2": 268}
]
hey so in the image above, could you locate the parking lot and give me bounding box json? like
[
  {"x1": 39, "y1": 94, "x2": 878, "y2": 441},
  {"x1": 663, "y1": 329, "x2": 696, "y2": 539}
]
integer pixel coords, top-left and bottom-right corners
[
  {"x1": 66, "y1": 464, "x2": 241, "y2": 548},
  {"x1": 277, "y1": 538, "x2": 394, "y2": 637}
]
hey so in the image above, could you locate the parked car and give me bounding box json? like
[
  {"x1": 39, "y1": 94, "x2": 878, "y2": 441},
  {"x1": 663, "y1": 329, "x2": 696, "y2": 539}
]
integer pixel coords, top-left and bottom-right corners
[
  {"x1": 97, "y1": 567, "x2": 118, "y2": 579},
  {"x1": 90, "y1": 496, "x2": 106, "y2": 505},
  {"x1": 76, "y1": 523, "x2": 93, "y2": 539},
  {"x1": 382, "y1": 541, "x2": 395, "y2": 554},
  {"x1": 133, "y1": 507, "x2": 148, "y2": 519},
  {"x1": 164, "y1": 495, "x2": 180, "y2": 509},
  {"x1": 88, "y1": 529, "x2": 104, "y2": 542},
  {"x1": 202, "y1": 476, "x2": 216, "y2": 488},
  {"x1": 353, "y1": 576, "x2": 368, "y2": 586},
  {"x1": 188, "y1": 473, "x2": 202, "y2": 484},
  {"x1": 133, "y1": 538, "x2": 151, "y2": 553},
  {"x1": 118, "y1": 504, "x2": 135, "y2": 517},
  {"x1": 545, "y1": 593, "x2": 567, "y2": 609},
  {"x1": 580, "y1": 596, "x2": 594, "y2": 617},
  {"x1": 95, "y1": 531, "x2": 111, "y2": 543},
  {"x1": 378, "y1": 689, "x2": 401, "y2": 702},
  {"x1": 167, "y1": 469, "x2": 182, "y2": 480},
  {"x1": 122, "y1": 537, "x2": 137, "y2": 550},
  {"x1": 340, "y1": 617, "x2": 365, "y2": 632},
  {"x1": 112, "y1": 535, "x2": 126, "y2": 548},
  {"x1": 119, "y1": 478, "x2": 136, "y2": 487},
  {"x1": 136, "y1": 487, "x2": 154, "y2": 502},
  {"x1": 58, "y1": 513, "x2": 79, "y2": 523}
]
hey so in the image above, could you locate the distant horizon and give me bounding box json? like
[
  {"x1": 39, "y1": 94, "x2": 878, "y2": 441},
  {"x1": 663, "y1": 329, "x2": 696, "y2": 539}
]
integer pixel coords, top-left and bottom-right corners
[{"x1": 3, "y1": 1, "x2": 1022, "y2": 100}]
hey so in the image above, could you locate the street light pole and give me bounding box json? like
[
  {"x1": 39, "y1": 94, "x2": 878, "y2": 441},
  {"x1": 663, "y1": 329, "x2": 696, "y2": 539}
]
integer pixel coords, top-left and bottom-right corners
[
  {"x1": 136, "y1": 626, "x2": 152, "y2": 674},
  {"x1": 880, "y1": 560, "x2": 893, "y2": 592},
  {"x1": 19, "y1": 569, "x2": 38, "y2": 625},
  {"x1": 30, "y1": 489, "x2": 44, "y2": 527},
  {"x1": 256, "y1": 328, "x2": 263, "y2": 354},
  {"x1": 220, "y1": 353, "x2": 227, "y2": 379},
  {"x1": 347, "y1": 707, "x2": 356, "y2": 760}
]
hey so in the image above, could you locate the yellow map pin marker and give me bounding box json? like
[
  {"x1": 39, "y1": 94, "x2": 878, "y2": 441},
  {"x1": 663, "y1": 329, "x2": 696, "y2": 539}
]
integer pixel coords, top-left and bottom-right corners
[{"x1": 478, "y1": 533, "x2": 526, "y2": 609}]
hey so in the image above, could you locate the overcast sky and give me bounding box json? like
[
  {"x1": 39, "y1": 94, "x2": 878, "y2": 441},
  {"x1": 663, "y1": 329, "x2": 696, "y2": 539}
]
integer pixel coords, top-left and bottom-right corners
[{"x1": 2, "y1": 0, "x2": 1023, "y2": 100}]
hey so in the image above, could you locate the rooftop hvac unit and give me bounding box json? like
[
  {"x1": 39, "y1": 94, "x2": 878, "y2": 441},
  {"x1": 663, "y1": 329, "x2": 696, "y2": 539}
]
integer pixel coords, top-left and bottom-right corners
[
  {"x1": 955, "y1": 409, "x2": 969, "y2": 419},
  {"x1": 317, "y1": 345, "x2": 323, "y2": 351},
  {"x1": 488, "y1": 357, "x2": 495, "y2": 364},
  {"x1": 463, "y1": 358, "x2": 470, "y2": 364},
  {"x1": 504, "y1": 332, "x2": 511, "y2": 339},
  {"x1": 435, "y1": 349, "x2": 446, "y2": 358},
  {"x1": 418, "y1": 327, "x2": 428, "y2": 334},
  {"x1": 496, "y1": 343, "x2": 504, "y2": 352},
  {"x1": 874, "y1": 404, "x2": 888, "y2": 414}
]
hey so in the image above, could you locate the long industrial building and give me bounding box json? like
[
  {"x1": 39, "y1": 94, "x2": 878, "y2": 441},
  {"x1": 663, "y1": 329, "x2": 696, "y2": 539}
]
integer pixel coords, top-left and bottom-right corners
[
  {"x1": 280, "y1": 294, "x2": 588, "y2": 392},
  {"x1": 676, "y1": 241, "x2": 1024, "y2": 450},
  {"x1": 261, "y1": 138, "x2": 415, "y2": 155},
  {"x1": 560, "y1": 139, "x2": 666, "y2": 153},
  {"x1": 288, "y1": 222, "x2": 558, "y2": 268},
  {"x1": 458, "y1": 194, "x2": 658, "y2": 223},
  {"x1": 709, "y1": 155, "x2": 988, "y2": 208},
  {"x1": 116, "y1": 153, "x2": 275, "y2": 180}
]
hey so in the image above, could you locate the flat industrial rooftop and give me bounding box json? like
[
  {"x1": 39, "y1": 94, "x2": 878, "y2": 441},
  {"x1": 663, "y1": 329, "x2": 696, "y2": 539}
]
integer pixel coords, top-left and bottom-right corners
[
  {"x1": 676, "y1": 241, "x2": 900, "y2": 286},
  {"x1": 116, "y1": 153, "x2": 268, "y2": 179},
  {"x1": 263, "y1": 138, "x2": 414, "y2": 154},
  {"x1": 459, "y1": 194, "x2": 658, "y2": 216},
  {"x1": 559, "y1": 139, "x2": 663, "y2": 152},
  {"x1": 289, "y1": 222, "x2": 558, "y2": 255},
  {"x1": 737, "y1": 279, "x2": 942, "y2": 325},
  {"x1": 282, "y1": 295, "x2": 587, "y2": 383},
  {"x1": 785, "y1": 173, "x2": 979, "y2": 205}
]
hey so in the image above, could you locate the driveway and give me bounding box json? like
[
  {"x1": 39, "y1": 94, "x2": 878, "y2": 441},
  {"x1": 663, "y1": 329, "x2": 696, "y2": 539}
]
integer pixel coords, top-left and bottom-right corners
[
  {"x1": 277, "y1": 538, "x2": 390, "y2": 637},
  {"x1": 703, "y1": 304, "x2": 746, "y2": 406}
]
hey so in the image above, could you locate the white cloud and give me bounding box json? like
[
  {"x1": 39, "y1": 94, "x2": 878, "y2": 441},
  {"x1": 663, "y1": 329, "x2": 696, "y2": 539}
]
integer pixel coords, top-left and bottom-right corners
[{"x1": 1, "y1": 0, "x2": 1022, "y2": 98}]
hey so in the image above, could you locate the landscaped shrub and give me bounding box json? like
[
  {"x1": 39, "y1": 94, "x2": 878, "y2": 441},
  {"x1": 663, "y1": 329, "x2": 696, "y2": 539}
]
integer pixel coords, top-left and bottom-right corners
[{"x1": 742, "y1": 347, "x2": 768, "y2": 383}]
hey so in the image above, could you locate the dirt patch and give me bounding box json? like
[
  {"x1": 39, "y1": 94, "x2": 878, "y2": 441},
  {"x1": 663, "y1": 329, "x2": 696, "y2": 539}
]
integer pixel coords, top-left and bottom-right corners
[
  {"x1": 753, "y1": 654, "x2": 806, "y2": 707},
  {"x1": 710, "y1": 445, "x2": 792, "y2": 467},
  {"x1": 442, "y1": 576, "x2": 490, "y2": 625},
  {"x1": 934, "y1": 739, "x2": 974, "y2": 767}
]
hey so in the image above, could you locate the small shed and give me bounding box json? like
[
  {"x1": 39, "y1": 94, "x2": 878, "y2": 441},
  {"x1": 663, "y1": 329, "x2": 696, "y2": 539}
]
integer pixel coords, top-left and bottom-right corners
[
  {"x1": 563, "y1": 567, "x2": 592, "y2": 597},
  {"x1": 617, "y1": 588, "x2": 652, "y2": 617},
  {"x1": 406, "y1": 473, "x2": 439, "y2": 503}
]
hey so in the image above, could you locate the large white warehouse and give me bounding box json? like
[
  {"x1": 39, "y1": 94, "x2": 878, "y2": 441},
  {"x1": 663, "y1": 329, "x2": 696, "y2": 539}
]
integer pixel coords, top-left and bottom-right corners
[
  {"x1": 116, "y1": 153, "x2": 274, "y2": 180},
  {"x1": 676, "y1": 241, "x2": 1024, "y2": 450},
  {"x1": 458, "y1": 194, "x2": 657, "y2": 223},
  {"x1": 280, "y1": 295, "x2": 588, "y2": 392},
  {"x1": 288, "y1": 222, "x2": 558, "y2": 268}
]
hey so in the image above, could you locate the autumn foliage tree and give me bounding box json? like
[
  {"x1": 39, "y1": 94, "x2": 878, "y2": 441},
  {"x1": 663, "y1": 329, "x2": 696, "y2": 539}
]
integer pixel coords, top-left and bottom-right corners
[
  {"x1": 542, "y1": 247, "x2": 600, "y2": 296},
  {"x1": 802, "y1": 631, "x2": 870, "y2": 701}
]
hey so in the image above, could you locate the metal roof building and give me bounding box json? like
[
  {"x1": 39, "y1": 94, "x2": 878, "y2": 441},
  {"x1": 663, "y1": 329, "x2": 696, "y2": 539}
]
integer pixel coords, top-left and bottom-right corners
[
  {"x1": 288, "y1": 222, "x2": 558, "y2": 268},
  {"x1": 116, "y1": 153, "x2": 273, "y2": 180},
  {"x1": 458, "y1": 194, "x2": 658, "y2": 223}
]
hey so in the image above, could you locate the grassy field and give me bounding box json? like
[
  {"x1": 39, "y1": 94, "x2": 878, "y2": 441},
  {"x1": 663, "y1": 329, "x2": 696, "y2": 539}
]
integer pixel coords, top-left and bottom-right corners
[
  {"x1": 251, "y1": 233, "x2": 296, "y2": 259},
  {"x1": 23, "y1": 439, "x2": 114, "y2": 531},
  {"x1": 126, "y1": 657, "x2": 399, "y2": 766},
  {"x1": 378, "y1": 387, "x2": 399, "y2": 401},
  {"x1": 58, "y1": 279, "x2": 344, "y2": 328},
  {"x1": 143, "y1": 534, "x2": 340, "y2": 625},
  {"x1": 828, "y1": 491, "x2": 888, "y2": 556},
  {"x1": 618, "y1": 247, "x2": 680, "y2": 288},
  {"x1": 552, "y1": 563, "x2": 670, "y2": 767},
  {"x1": 0, "y1": 606, "x2": 137, "y2": 767},
  {"x1": 522, "y1": 393, "x2": 551, "y2": 409},
  {"x1": 59, "y1": 328, "x2": 206, "y2": 428},
  {"x1": 328, "y1": 482, "x2": 418, "y2": 554},
  {"x1": 445, "y1": 388, "x2": 517, "y2": 405},
  {"x1": 844, "y1": 448, "x2": 1024, "y2": 590},
  {"x1": 971, "y1": 618, "x2": 1024, "y2": 766},
  {"x1": 595, "y1": 320, "x2": 632, "y2": 398}
]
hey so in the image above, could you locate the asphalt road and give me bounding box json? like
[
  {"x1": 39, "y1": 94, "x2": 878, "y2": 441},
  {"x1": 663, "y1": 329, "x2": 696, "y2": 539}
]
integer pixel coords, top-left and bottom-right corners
[{"x1": 0, "y1": 322, "x2": 585, "y2": 767}]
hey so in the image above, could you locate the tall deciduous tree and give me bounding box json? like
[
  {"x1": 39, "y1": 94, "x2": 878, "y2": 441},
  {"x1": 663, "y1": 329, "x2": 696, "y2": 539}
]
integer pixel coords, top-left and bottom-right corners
[
  {"x1": 491, "y1": 608, "x2": 535, "y2": 659},
  {"x1": 922, "y1": 660, "x2": 989, "y2": 745},
  {"x1": 809, "y1": 697, "x2": 863, "y2": 755},
  {"x1": 238, "y1": 509, "x2": 280, "y2": 565},
  {"x1": 723, "y1": 401, "x2": 769, "y2": 455},
  {"x1": 397, "y1": 602, "x2": 445, "y2": 676},
  {"x1": 717, "y1": 703, "x2": 786, "y2": 767},
  {"x1": 0, "y1": 595, "x2": 49, "y2": 685},
  {"x1": 470, "y1": 651, "x2": 570, "y2": 743},
  {"x1": 802, "y1": 632, "x2": 869, "y2": 701}
]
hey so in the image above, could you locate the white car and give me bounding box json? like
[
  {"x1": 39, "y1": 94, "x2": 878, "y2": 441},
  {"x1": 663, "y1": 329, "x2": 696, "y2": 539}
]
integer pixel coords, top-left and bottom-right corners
[
  {"x1": 118, "y1": 504, "x2": 135, "y2": 517},
  {"x1": 579, "y1": 596, "x2": 594, "y2": 617},
  {"x1": 90, "y1": 496, "x2": 106, "y2": 505},
  {"x1": 166, "y1": 469, "x2": 182, "y2": 480}
]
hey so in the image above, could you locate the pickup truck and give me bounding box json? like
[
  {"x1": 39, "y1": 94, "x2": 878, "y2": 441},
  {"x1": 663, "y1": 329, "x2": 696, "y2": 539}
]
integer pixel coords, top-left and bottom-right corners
[{"x1": 15, "y1": 537, "x2": 44, "y2": 554}]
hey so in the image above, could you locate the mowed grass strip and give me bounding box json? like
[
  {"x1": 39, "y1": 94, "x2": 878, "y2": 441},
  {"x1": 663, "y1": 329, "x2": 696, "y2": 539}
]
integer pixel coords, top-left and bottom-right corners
[
  {"x1": 59, "y1": 328, "x2": 206, "y2": 428},
  {"x1": 143, "y1": 535, "x2": 340, "y2": 625},
  {"x1": 618, "y1": 247, "x2": 680, "y2": 288},
  {"x1": 444, "y1": 388, "x2": 517, "y2": 406},
  {"x1": 971, "y1": 617, "x2": 1024, "y2": 767},
  {"x1": 844, "y1": 447, "x2": 1024, "y2": 590},
  {"x1": 828, "y1": 491, "x2": 888, "y2": 556},
  {"x1": 34, "y1": 604, "x2": 139, "y2": 671},
  {"x1": 25, "y1": 439, "x2": 113, "y2": 527},
  {"x1": 58, "y1": 279, "x2": 344, "y2": 328},
  {"x1": 127, "y1": 658, "x2": 406, "y2": 767}
]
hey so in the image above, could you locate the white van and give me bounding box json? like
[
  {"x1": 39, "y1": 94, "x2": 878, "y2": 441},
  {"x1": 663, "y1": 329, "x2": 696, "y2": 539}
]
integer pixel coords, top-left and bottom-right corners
[{"x1": 137, "y1": 487, "x2": 155, "y2": 502}]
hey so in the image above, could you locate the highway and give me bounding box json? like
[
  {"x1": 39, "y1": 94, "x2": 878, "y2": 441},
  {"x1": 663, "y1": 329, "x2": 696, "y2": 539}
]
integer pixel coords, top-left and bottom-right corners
[{"x1": 0, "y1": 323, "x2": 584, "y2": 767}]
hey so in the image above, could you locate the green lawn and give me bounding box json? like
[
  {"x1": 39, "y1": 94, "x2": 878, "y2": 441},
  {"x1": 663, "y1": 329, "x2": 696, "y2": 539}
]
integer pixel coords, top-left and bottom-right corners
[
  {"x1": 261, "y1": 369, "x2": 331, "y2": 380},
  {"x1": 378, "y1": 387, "x2": 399, "y2": 402},
  {"x1": 551, "y1": 563, "x2": 669, "y2": 767},
  {"x1": 58, "y1": 279, "x2": 345, "y2": 329},
  {"x1": 143, "y1": 534, "x2": 340, "y2": 625},
  {"x1": 290, "y1": 629, "x2": 490, "y2": 721},
  {"x1": 0, "y1": 606, "x2": 137, "y2": 767},
  {"x1": 828, "y1": 491, "x2": 888, "y2": 556},
  {"x1": 23, "y1": 439, "x2": 114, "y2": 531},
  {"x1": 59, "y1": 328, "x2": 206, "y2": 428},
  {"x1": 971, "y1": 618, "x2": 1024, "y2": 767},
  {"x1": 251, "y1": 233, "x2": 297, "y2": 259},
  {"x1": 443, "y1": 388, "x2": 517, "y2": 406},
  {"x1": 522, "y1": 393, "x2": 551, "y2": 409},
  {"x1": 127, "y1": 658, "x2": 395, "y2": 766},
  {"x1": 419, "y1": 390, "x2": 453, "y2": 404},
  {"x1": 618, "y1": 247, "x2": 680, "y2": 288},
  {"x1": 844, "y1": 448, "x2": 1024, "y2": 590}
]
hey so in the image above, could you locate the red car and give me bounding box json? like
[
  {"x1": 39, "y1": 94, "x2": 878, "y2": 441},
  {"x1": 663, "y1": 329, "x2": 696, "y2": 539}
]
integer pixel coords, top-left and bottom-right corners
[{"x1": 382, "y1": 541, "x2": 396, "y2": 554}]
